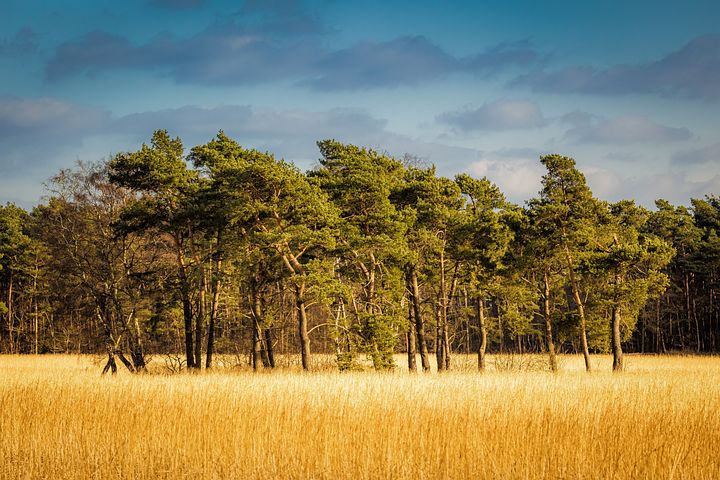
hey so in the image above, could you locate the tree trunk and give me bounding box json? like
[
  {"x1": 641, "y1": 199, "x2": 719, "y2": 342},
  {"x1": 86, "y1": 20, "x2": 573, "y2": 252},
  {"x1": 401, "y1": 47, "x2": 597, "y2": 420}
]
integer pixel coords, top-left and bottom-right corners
[
  {"x1": 176, "y1": 245, "x2": 195, "y2": 370},
  {"x1": 477, "y1": 296, "x2": 487, "y2": 371},
  {"x1": 7, "y1": 274, "x2": 13, "y2": 354},
  {"x1": 194, "y1": 267, "x2": 206, "y2": 370},
  {"x1": 438, "y1": 250, "x2": 449, "y2": 371},
  {"x1": 407, "y1": 300, "x2": 417, "y2": 372},
  {"x1": 127, "y1": 309, "x2": 146, "y2": 371},
  {"x1": 435, "y1": 303, "x2": 444, "y2": 372},
  {"x1": 206, "y1": 255, "x2": 222, "y2": 369},
  {"x1": 250, "y1": 285, "x2": 265, "y2": 371},
  {"x1": 101, "y1": 352, "x2": 117, "y2": 375},
  {"x1": 125, "y1": 332, "x2": 145, "y2": 372},
  {"x1": 543, "y1": 272, "x2": 558, "y2": 372},
  {"x1": 563, "y1": 243, "x2": 591, "y2": 372},
  {"x1": 296, "y1": 283, "x2": 311, "y2": 371},
  {"x1": 442, "y1": 269, "x2": 458, "y2": 371},
  {"x1": 33, "y1": 258, "x2": 39, "y2": 355},
  {"x1": 264, "y1": 328, "x2": 275, "y2": 368},
  {"x1": 611, "y1": 304, "x2": 623, "y2": 371},
  {"x1": 409, "y1": 268, "x2": 430, "y2": 372}
]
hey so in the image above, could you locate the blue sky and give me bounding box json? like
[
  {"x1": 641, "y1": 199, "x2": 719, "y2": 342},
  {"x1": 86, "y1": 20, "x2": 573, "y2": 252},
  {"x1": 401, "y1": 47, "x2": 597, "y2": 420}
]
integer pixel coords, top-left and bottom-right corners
[{"x1": 1, "y1": 0, "x2": 719, "y2": 207}]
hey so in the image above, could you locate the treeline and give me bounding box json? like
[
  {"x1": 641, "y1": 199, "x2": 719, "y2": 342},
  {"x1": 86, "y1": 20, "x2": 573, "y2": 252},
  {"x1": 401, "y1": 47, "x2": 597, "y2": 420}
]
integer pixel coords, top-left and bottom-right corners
[{"x1": 1, "y1": 130, "x2": 718, "y2": 373}]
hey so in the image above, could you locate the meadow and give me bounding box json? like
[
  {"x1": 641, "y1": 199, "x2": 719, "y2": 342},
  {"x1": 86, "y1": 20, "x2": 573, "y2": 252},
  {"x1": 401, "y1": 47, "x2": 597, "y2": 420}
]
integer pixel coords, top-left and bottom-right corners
[{"x1": 1, "y1": 354, "x2": 719, "y2": 479}]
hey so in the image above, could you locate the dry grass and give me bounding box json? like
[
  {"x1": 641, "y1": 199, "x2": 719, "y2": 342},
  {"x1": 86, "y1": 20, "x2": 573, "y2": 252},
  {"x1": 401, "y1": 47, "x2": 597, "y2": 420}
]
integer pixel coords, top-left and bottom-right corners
[{"x1": 1, "y1": 354, "x2": 719, "y2": 479}]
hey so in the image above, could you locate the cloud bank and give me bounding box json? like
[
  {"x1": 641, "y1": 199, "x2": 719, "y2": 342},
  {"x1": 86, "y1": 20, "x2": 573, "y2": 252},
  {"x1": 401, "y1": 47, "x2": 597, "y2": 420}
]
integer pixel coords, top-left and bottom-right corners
[{"x1": 511, "y1": 34, "x2": 720, "y2": 99}]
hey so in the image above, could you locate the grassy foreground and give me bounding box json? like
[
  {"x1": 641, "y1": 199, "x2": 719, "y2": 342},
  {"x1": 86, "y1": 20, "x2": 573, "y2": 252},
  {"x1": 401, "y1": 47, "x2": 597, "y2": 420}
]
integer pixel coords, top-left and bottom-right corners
[{"x1": 1, "y1": 354, "x2": 719, "y2": 479}]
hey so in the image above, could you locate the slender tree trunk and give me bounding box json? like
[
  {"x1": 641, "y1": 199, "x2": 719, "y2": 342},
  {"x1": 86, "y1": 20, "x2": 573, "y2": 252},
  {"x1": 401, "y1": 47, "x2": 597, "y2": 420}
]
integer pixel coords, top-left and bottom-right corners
[
  {"x1": 611, "y1": 305, "x2": 623, "y2": 371},
  {"x1": 116, "y1": 351, "x2": 135, "y2": 373},
  {"x1": 250, "y1": 284, "x2": 265, "y2": 371},
  {"x1": 563, "y1": 243, "x2": 591, "y2": 372},
  {"x1": 435, "y1": 303, "x2": 444, "y2": 372},
  {"x1": 7, "y1": 274, "x2": 13, "y2": 354},
  {"x1": 296, "y1": 282, "x2": 311, "y2": 371},
  {"x1": 102, "y1": 351, "x2": 117, "y2": 375},
  {"x1": 206, "y1": 254, "x2": 222, "y2": 369},
  {"x1": 126, "y1": 311, "x2": 146, "y2": 371},
  {"x1": 442, "y1": 269, "x2": 458, "y2": 371},
  {"x1": 33, "y1": 258, "x2": 39, "y2": 355},
  {"x1": 543, "y1": 272, "x2": 558, "y2": 372},
  {"x1": 176, "y1": 244, "x2": 195, "y2": 370},
  {"x1": 407, "y1": 300, "x2": 417, "y2": 373},
  {"x1": 477, "y1": 296, "x2": 487, "y2": 371},
  {"x1": 409, "y1": 268, "x2": 430, "y2": 371},
  {"x1": 438, "y1": 250, "x2": 449, "y2": 371},
  {"x1": 264, "y1": 328, "x2": 275, "y2": 368},
  {"x1": 194, "y1": 267, "x2": 206, "y2": 370}
]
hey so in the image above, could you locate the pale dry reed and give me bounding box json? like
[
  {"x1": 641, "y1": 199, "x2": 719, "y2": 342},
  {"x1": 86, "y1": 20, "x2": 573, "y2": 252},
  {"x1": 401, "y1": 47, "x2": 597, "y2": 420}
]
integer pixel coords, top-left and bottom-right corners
[{"x1": 1, "y1": 354, "x2": 718, "y2": 479}]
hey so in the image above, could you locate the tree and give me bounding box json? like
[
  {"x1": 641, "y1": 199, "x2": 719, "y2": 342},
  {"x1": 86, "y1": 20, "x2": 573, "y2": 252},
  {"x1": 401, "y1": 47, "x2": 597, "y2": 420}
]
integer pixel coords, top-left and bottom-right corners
[
  {"x1": 534, "y1": 154, "x2": 603, "y2": 372},
  {"x1": 0, "y1": 204, "x2": 36, "y2": 353},
  {"x1": 594, "y1": 201, "x2": 673, "y2": 371},
  {"x1": 453, "y1": 174, "x2": 512, "y2": 371},
  {"x1": 192, "y1": 132, "x2": 339, "y2": 371},
  {"x1": 37, "y1": 162, "x2": 166, "y2": 371},
  {"x1": 644, "y1": 200, "x2": 702, "y2": 351},
  {"x1": 311, "y1": 140, "x2": 407, "y2": 370},
  {"x1": 110, "y1": 130, "x2": 202, "y2": 370}
]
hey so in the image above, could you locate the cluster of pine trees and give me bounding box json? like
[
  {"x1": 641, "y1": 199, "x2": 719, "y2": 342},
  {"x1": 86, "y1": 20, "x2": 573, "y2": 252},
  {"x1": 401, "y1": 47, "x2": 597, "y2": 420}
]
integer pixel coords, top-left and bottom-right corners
[{"x1": 1, "y1": 130, "x2": 719, "y2": 373}]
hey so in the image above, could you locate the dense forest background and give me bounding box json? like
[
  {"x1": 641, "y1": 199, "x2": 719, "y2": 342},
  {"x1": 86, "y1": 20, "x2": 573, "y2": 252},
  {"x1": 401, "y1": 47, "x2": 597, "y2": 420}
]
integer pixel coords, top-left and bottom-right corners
[{"x1": 1, "y1": 130, "x2": 718, "y2": 372}]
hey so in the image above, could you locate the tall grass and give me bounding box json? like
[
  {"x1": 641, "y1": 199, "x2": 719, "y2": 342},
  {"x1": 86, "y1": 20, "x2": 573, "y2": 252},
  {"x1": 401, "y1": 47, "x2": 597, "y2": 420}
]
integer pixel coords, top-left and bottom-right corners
[{"x1": 1, "y1": 354, "x2": 719, "y2": 479}]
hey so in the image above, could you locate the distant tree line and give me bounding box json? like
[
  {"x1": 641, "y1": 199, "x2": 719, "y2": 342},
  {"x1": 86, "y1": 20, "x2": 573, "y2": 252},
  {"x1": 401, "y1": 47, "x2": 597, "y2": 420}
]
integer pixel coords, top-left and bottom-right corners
[{"x1": 1, "y1": 130, "x2": 718, "y2": 373}]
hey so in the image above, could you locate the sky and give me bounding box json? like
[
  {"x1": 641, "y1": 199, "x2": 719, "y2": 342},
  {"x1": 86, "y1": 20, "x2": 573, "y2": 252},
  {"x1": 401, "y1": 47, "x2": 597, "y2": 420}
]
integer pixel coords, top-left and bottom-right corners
[{"x1": 1, "y1": 0, "x2": 719, "y2": 208}]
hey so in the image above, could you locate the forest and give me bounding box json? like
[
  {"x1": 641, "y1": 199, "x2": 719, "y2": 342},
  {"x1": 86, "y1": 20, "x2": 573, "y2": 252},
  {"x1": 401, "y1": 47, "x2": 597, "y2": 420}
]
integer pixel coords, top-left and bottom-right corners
[{"x1": 1, "y1": 129, "x2": 719, "y2": 373}]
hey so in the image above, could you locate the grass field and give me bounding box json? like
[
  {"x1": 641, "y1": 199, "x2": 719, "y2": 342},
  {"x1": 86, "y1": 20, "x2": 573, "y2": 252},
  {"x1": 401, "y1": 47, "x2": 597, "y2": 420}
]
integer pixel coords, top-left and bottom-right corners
[{"x1": 1, "y1": 354, "x2": 719, "y2": 479}]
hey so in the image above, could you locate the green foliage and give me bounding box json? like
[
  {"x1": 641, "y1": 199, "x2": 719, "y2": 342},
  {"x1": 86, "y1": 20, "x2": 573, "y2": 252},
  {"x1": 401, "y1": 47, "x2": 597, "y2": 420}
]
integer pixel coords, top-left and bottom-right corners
[{"x1": 8, "y1": 130, "x2": 720, "y2": 363}]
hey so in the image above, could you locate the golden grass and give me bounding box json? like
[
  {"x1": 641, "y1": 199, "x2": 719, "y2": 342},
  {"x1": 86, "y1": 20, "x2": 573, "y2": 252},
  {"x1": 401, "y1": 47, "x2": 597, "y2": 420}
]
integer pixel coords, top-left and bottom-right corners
[{"x1": 1, "y1": 354, "x2": 719, "y2": 479}]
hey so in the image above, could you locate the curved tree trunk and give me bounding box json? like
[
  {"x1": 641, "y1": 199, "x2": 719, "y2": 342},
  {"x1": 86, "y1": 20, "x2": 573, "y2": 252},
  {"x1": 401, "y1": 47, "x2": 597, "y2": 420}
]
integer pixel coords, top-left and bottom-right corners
[{"x1": 564, "y1": 244, "x2": 591, "y2": 372}]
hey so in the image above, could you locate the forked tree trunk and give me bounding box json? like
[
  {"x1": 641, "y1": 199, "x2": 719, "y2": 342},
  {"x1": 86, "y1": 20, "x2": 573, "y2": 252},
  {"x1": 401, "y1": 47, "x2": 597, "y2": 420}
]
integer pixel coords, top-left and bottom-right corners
[
  {"x1": 102, "y1": 352, "x2": 117, "y2": 375},
  {"x1": 543, "y1": 272, "x2": 558, "y2": 372}
]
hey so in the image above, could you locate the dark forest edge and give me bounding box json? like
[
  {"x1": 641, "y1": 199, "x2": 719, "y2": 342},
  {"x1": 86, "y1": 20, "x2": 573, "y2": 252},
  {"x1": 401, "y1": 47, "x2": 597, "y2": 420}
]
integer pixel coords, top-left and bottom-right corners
[{"x1": 0, "y1": 130, "x2": 718, "y2": 374}]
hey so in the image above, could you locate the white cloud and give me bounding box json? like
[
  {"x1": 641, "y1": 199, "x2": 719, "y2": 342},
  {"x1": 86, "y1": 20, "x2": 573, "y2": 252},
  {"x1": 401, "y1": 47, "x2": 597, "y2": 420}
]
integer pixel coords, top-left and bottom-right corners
[{"x1": 467, "y1": 149, "x2": 545, "y2": 201}]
